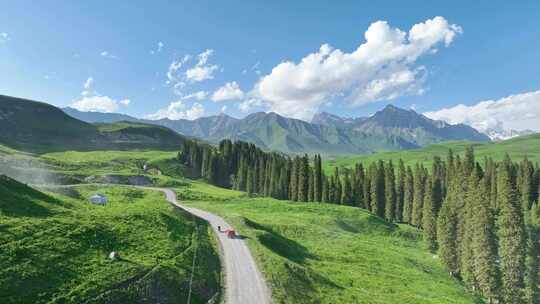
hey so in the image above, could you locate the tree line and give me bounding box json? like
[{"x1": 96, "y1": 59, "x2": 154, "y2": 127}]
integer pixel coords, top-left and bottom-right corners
[{"x1": 178, "y1": 139, "x2": 540, "y2": 303}]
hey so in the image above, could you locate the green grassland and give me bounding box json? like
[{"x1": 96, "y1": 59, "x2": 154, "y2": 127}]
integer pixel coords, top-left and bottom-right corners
[
  {"x1": 0, "y1": 176, "x2": 221, "y2": 304},
  {"x1": 178, "y1": 182, "x2": 480, "y2": 304},
  {"x1": 324, "y1": 133, "x2": 540, "y2": 173},
  {"x1": 0, "y1": 142, "x2": 500, "y2": 303}
]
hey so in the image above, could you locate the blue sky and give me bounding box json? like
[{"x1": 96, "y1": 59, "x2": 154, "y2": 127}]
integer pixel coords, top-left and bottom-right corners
[{"x1": 1, "y1": 1, "x2": 539, "y2": 131}]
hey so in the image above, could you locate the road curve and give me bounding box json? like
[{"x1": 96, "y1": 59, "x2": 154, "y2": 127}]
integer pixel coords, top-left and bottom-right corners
[{"x1": 152, "y1": 188, "x2": 271, "y2": 304}]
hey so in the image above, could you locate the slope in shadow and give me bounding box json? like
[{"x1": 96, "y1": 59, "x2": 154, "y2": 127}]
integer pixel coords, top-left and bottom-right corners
[{"x1": 243, "y1": 217, "x2": 316, "y2": 264}]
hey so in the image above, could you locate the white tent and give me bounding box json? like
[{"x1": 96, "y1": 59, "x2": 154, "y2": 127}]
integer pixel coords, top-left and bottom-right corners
[{"x1": 88, "y1": 194, "x2": 108, "y2": 205}]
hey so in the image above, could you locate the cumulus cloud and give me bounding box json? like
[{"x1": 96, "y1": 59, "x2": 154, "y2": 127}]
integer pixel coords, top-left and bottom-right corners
[
  {"x1": 253, "y1": 16, "x2": 462, "y2": 120},
  {"x1": 146, "y1": 101, "x2": 205, "y2": 120},
  {"x1": 100, "y1": 51, "x2": 117, "y2": 59},
  {"x1": 119, "y1": 99, "x2": 131, "y2": 105},
  {"x1": 166, "y1": 50, "x2": 218, "y2": 96},
  {"x1": 185, "y1": 49, "x2": 219, "y2": 82},
  {"x1": 71, "y1": 77, "x2": 130, "y2": 113},
  {"x1": 212, "y1": 81, "x2": 244, "y2": 102},
  {"x1": 424, "y1": 91, "x2": 540, "y2": 132}
]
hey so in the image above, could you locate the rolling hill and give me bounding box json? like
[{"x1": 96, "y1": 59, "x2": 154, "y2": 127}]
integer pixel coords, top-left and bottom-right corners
[
  {"x1": 0, "y1": 175, "x2": 221, "y2": 304},
  {"x1": 64, "y1": 103, "x2": 490, "y2": 155},
  {"x1": 324, "y1": 133, "x2": 540, "y2": 173},
  {"x1": 0, "y1": 95, "x2": 186, "y2": 153}
]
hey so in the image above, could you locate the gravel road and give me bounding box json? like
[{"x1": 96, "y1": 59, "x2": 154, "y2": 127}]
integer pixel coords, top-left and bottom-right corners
[{"x1": 158, "y1": 188, "x2": 271, "y2": 304}]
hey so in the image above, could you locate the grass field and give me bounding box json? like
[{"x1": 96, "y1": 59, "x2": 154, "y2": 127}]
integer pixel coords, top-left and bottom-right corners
[
  {"x1": 177, "y1": 182, "x2": 480, "y2": 304},
  {"x1": 0, "y1": 143, "x2": 497, "y2": 303},
  {"x1": 0, "y1": 176, "x2": 221, "y2": 304},
  {"x1": 324, "y1": 133, "x2": 540, "y2": 173}
]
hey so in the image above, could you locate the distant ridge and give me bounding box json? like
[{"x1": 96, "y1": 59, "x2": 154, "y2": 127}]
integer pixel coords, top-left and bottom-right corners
[
  {"x1": 63, "y1": 102, "x2": 490, "y2": 155},
  {"x1": 0, "y1": 95, "x2": 186, "y2": 153}
]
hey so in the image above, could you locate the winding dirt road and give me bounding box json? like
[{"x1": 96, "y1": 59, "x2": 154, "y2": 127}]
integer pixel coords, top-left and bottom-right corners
[
  {"x1": 155, "y1": 188, "x2": 271, "y2": 304},
  {"x1": 42, "y1": 184, "x2": 271, "y2": 303}
]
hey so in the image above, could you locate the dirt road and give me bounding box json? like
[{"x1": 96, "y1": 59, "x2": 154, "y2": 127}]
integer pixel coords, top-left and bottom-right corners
[{"x1": 157, "y1": 188, "x2": 271, "y2": 304}]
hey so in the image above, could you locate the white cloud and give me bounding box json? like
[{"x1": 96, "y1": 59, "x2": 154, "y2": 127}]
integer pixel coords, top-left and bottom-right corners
[
  {"x1": 100, "y1": 51, "x2": 117, "y2": 59},
  {"x1": 151, "y1": 41, "x2": 164, "y2": 54},
  {"x1": 0, "y1": 32, "x2": 9, "y2": 43},
  {"x1": 71, "y1": 78, "x2": 130, "y2": 113},
  {"x1": 185, "y1": 65, "x2": 219, "y2": 82},
  {"x1": 166, "y1": 50, "x2": 219, "y2": 95},
  {"x1": 424, "y1": 91, "x2": 540, "y2": 132},
  {"x1": 238, "y1": 98, "x2": 263, "y2": 113},
  {"x1": 185, "y1": 49, "x2": 219, "y2": 82},
  {"x1": 221, "y1": 105, "x2": 228, "y2": 113},
  {"x1": 72, "y1": 96, "x2": 119, "y2": 113},
  {"x1": 253, "y1": 16, "x2": 462, "y2": 120},
  {"x1": 146, "y1": 101, "x2": 205, "y2": 120},
  {"x1": 211, "y1": 81, "x2": 244, "y2": 102},
  {"x1": 182, "y1": 91, "x2": 208, "y2": 100}
]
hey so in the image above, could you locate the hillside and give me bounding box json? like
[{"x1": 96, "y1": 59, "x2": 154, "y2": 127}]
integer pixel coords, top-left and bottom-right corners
[
  {"x1": 0, "y1": 95, "x2": 185, "y2": 153},
  {"x1": 179, "y1": 186, "x2": 480, "y2": 303},
  {"x1": 325, "y1": 133, "x2": 540, "y2": 173},
  {"x1": 65, "y1": 104, "x2": 490, "y2": 155},
  {"x1": 0, "y1": 175, "x2": 221, "y2": 304}
]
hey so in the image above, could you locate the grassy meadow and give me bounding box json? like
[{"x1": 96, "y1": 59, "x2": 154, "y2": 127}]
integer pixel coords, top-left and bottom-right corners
[
  {"x1": 177, "y1": 182, "x2": 480, "y2": 304},
  {"x1": 324, "y1": 133, "x2": 540, "y2": 173},
  {"x1": 0, "y1": 177, "x2": 221, "y2": 304}
]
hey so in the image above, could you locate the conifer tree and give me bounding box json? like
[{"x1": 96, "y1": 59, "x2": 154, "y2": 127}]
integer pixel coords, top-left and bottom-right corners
[
  {"x1": 322, "y1": 176, "x2": 329, "y2": 203},
  {"x1": 370, "y1": 161, "x2": 385, "y2": 217},
  {"x1": 525, "y1": 202, "x2": 540, "y2": 304},
  {"x1": 437, "y1": 196, "x2": 459, "y2": 276},
  {"x1": 341, "y1": 172, "x2": 352, "y2": 205},
  {"x1": 308, "y1": 167, "x2": 314, "y2": 202},
  {"x1": 402, "y1": 166, "x2": 414, "y2": 223},
  {"x1": 384, "y1": 161, "x2": 396, "y2": 222},
  {"x1": 498, "y1": 165, "x2": 527, "y2": 304},
  {"x1": 289, "y1": 157, "x2": 299, "y2": 201},
  {"x1": 363, "y1": 169, "x2": 372, "y2": 211},
  {"x1": 471, "y1": 176, "x2": 500, "y2": 302},
  {"x1": 411, "y1": 164, "x2": 425, "y2": 227},
  {"x1": 422, "y1": 176, "x2": 437, "y2": 251},
  {"x1": 521, "y1": 157, "x2": 534, "y2": 211},
  {"x1": 246, "y1": 167, "x2": 255, "y2": 196},
  {"x1": 396, "y1": 160, "x2": 405, "y2": 222},
  {"x1": 297, "y1": 155, "x2": 309, "y2": 202},
  {"x1": 460, "y1": 168, "x2": 481, "y2": 290},
  {"x1": 314, "y1": 154, "x2": 322, "y2": 202}
]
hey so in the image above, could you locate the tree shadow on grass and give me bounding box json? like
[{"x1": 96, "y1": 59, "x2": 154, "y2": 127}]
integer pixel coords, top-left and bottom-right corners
[{"x1": 243, "y1": 217, "x2": 317, "y2": 265}]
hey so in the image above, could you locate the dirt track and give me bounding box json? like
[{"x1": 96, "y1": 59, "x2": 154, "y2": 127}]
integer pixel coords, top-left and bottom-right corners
[{"x1": 158, "y1": 188, "x2": 271, "y2": 304}]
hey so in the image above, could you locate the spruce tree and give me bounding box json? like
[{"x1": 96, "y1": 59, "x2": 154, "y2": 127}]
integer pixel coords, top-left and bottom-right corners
[
  {"x1": 308, "y1": 167, "x2": 314, "y2": 202},
  {"x1": 437, "y1": 197, "x2": 459, "y2": 276},
  {"x1": 297, "y1": 155, "x2": 309, "y2": 202},
  {"x1": 314, "y1": 155, "x2": 322, "y2": 202},
  {"x1": 384, "y1": 161, "x2": 396, "y2": 222},
  {"x1": 498, "y1": 166, "x2": 527, "y2": 304},
  {"x1": 370, "y1": 161, "x2": 385, "y2": 218},
  {"x1": 471, "y1": 176, "x2": 500, "y2": 302},
  {"x1": 525, "y1": 202, "x2": 540, "y2": 304},
  {"x1": 322, "y1": 176, "x2": 329, "y2": 203},
  {"x1": 402, "y1": 166, "x2": 414, "y2": 223},
  {"x1": 411, "y1": 164, "x2": 425, "y2": 227},
  {"x1": 289, "y1": 157, "x2": 299, "y2": 201},
  {"x1": 341, "y1": 172, "x2": 352, "y2": 205},
  {"x1": 422, "y1": 176, "x2": 437, "y2": 252},
  {"x1": 396, "y1": 159, "x2": 405, "y2": 222}
]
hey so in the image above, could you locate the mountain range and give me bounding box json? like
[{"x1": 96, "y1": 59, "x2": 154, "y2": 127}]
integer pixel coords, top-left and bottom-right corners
[
  {"x1": 64, "y1": 104, "x2": 490, "y2": 155},
  {"x1": 0, "y1": 95, "x2": 186, "y2": 153}
]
